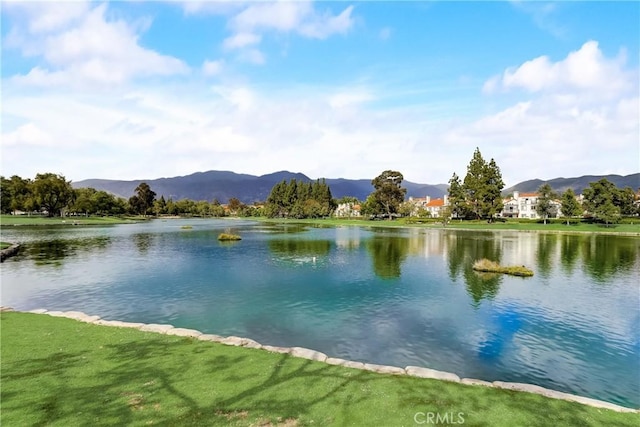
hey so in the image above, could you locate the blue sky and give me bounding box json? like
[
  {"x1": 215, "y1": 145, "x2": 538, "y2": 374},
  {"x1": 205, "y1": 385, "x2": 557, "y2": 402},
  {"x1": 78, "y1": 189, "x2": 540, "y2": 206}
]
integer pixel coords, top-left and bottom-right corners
[{"x1": 2, "y1": 1, "x2": 638, "y2": 186}]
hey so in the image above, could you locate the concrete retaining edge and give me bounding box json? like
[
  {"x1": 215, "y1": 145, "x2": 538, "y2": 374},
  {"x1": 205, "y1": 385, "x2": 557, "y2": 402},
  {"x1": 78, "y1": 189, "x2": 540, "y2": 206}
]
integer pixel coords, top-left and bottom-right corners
[{"x1": 7, "y1": 307, "x2": 638, "y2": 414}]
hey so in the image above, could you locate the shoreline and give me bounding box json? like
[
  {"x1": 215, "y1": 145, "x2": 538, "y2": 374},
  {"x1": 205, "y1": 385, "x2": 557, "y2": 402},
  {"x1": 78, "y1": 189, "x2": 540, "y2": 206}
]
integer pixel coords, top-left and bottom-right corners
[{"x1": 6, "y1": 307, "x2": 637, "y2": 414}]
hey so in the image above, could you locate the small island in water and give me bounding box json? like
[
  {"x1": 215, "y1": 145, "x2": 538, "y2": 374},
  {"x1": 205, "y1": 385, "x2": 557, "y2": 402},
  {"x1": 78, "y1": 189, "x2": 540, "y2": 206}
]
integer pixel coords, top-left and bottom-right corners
[
  {"x1": 473, "y1": 259, "x2": 534, "y2": 277},
  {"x1": 218, "y1": 233, "x2": 242, "y2": 241}
]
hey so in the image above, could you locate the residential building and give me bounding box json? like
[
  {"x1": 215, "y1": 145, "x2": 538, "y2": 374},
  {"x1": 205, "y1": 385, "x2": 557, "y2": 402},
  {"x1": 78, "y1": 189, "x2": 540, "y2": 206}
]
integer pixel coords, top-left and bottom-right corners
[
  {"x1": 501, "y1": 191, "x2": 561, "y2": 219},
  {"x1": 334, "y1": 202, "x2": 361, "y2": 217},
  {"x1": 407, "y1": 195, "x2": 449, "y2": 217}
]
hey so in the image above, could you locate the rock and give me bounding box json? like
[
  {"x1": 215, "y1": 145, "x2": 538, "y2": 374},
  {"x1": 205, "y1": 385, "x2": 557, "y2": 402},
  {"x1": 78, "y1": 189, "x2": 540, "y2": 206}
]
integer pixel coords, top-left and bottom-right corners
[
  {"x1": 262, "y1": 345, "x2": 292, "y2": 354},
  {"x1": 492, "y1": 381, "x2": 638, "y2": 412},
  {"x1": 461, "y1": 378, "x2": 493, "y2": 387},
  {"x1": 60, "y1": 311, "x2": 101, "y2": 323},
  {"x1": 363, "y1": 363, "x2": 406, "y2": 375},
  {"x1": 139, "y1": 323, "x2": 174, "y2": 333},
  {"x1": 405, "y1": 366, "x2": 460, "y2": 382},
  {"x1": 221, "y1": 336, "x2": 246, "y2": 346},
  {"x1": 28, "y1": 309, "x2": 48, "y2": 314},
  {"x1": 242, "y1": 338, "x2": 262, "y2": 349},
  {"x1": 46, "y1": 311, "x2": 67, "y2": 317},
  {"x1": 0, "y1": 244, "x2": 20, "y2": 262},
  {"x1": 0, "y1": 306, "x2": 14, "y2": 312},
  {"x1": 290, "y1": 347, "x2": 328, "y2": 362},
  {"x1": 165, "y1": 328, "x2": 202, "y2": 337},
  {"x1": 94, "y1": 320, "x2": 145, "y2": 329},
  {"x1": 197, "y1": 334, "x2": 226, "y2": 343}
]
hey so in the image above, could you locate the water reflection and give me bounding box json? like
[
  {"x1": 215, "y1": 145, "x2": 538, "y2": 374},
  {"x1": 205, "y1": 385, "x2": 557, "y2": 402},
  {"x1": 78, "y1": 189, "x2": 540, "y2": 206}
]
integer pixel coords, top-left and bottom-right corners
[
  {"x1": 536, "y1": 234, "x2": 557, "y2": 277},
  {"x1": 132, "y1": 233, "x2": 155, "y2": 254},
  {"x1": 21, "y1": 237, "x2": 111, "y2": 266},
  {"x1": 366, "y1": 236, "x2": 409, "y2": 279},
  {"x1": 560, "y1": 234, "x2": 580, "y2": 274},
  {"x1": 268, "y1": 238, "x2": 331, "y2": 267},
  {"x1": 580, "y1": 235, "x2": 639, "y2": 283},
  {"x1": 446, "y1": 233, "x2": 503, "y2": 305}
]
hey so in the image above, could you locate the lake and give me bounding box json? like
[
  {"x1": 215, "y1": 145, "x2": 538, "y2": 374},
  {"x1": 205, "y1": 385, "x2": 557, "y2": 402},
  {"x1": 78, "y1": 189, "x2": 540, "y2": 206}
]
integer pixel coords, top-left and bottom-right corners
[{"x1": 1, "y1": 219, "x2": 638, "y2": 408}]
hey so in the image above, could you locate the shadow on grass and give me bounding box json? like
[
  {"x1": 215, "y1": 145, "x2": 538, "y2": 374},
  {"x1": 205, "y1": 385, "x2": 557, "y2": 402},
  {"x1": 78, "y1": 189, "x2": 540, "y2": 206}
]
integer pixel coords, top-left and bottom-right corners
[{"x1": 2, "y1": 317, "x2": 638, "y2": 426}]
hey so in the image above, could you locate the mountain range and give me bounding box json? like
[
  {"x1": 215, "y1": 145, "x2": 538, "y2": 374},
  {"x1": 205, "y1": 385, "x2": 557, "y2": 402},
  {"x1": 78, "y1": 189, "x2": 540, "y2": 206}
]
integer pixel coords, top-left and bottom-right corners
[{"x1": 73, "y1": 171, "x2": 639, "y2": 204}]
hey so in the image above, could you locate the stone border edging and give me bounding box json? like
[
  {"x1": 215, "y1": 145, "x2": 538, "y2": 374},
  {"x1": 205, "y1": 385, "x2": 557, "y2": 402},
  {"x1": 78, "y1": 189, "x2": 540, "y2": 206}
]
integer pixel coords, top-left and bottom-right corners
[
  {"x1": 0, "y1": 244, "x2": 20, "y2": 262},
  {"x1": 8, "y1": 307, "x2": 639, "y2": 414}
]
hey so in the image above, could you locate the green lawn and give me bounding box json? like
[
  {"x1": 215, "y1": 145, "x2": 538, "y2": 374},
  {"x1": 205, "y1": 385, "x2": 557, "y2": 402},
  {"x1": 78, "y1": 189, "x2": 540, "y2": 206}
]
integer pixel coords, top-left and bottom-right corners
[
  {"x1": 0, "y1": 242, "x2": 12, "y2": 249},
  {"x1": 1, "y1": 312, "x2": 637, "y2": 426},
  {"x1": 0, "y1": 215, "x2": 142, "y2": 227},
  {"x1": 256, "y1": 217, "x2": 640, "y2": 234}
]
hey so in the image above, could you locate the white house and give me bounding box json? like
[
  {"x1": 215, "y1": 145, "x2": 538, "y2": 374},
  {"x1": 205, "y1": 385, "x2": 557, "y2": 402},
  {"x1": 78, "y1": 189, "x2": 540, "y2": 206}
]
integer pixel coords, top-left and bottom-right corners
[
  {"x1": 334, "y1": 202, "x2": 361, "y2": 217},
  {"x1": 501, "y1": 191, "x2": 561, "y2": 219},
  {"x1": 407, "y1": 195, "x2": 449, "y2": 217}
]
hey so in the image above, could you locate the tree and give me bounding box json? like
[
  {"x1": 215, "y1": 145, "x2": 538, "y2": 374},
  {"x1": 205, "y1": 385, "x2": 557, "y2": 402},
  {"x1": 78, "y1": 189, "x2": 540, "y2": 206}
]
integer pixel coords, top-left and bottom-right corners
[
  {"x1": 264, "y1": 179, "x2": 335, "y2": 219},
  {"x1": 31, "y1": 173, "x2": 74, "y2": 217},
  {"x1": 462, "y1": 148, "x2": 504, "y2": 221},
  {"x1": 614, "y1": 187, "x2": 637, "y2": 216},
  {"x1": 154, "y1": 195, "x2": 168, "y2": 216},
  {"x1": 370, "y1": 170, "x2": 407, "y2": 220},
  {"x1": 1, "y1": 176, "x2": 12, "y2": 214},
  {"x1": 129, "y1": 182, "x2": 156, "y2": 216},
  {"x1": 582, "y1": 179, "x2": 620, "y2": 226},
  {"x1": 3, "y1": 175, "x2": 35, "y2": 215},
  {"x1": 535, "y1": 183, "x2": 557, "y2": 225},
  {"x1": 227, "y1": 197, "x2": 243, "y2": 215},
  {"x1": 447, "y1": 172, "x2": 467, "y2": 220},
  {"x1": 560, "y1": 188, "x2": 582, "y2": 225},
  {"x1": 71, "y1": 187, "x2": 97, "y2": 215}
]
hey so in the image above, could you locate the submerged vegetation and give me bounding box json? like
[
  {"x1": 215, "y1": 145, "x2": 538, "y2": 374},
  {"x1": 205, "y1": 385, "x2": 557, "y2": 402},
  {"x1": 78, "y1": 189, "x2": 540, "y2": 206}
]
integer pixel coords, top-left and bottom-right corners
[
  {"x1": 473, "y1": 259, "x2": 534, "y2": 277},
  {"x1": 218, "y1": 232, "x2": 241, "y2": 241}
]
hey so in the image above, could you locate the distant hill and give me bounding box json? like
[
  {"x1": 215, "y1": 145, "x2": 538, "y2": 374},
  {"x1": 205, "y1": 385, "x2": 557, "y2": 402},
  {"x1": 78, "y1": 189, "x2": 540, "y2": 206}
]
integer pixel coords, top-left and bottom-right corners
[
  {"x1": 504, "y1": 174, "x2": 639, "y2": 195},
  {"x1": 73, "y1": 171, "x2": 638, "y2": 203},
  {"x1": 73, "y1": 170, "x2": 446, "y2": 204}
]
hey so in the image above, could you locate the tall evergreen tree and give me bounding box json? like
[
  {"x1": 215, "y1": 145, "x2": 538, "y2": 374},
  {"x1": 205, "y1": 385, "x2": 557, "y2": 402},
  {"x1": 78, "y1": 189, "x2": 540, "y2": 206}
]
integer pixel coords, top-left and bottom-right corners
[
  {"x1": 447, "y1": 172, "x2": 467, "y2": 220},
  {"x1": 462, "y1": 148, "x2": 504, "y2": 221}
]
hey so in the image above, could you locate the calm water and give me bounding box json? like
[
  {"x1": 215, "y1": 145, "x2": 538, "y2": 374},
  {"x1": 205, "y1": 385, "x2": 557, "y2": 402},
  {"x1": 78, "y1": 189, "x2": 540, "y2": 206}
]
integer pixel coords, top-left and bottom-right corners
[{"x1": 1, "y1": 219, "x2": 639, "y2": 407}]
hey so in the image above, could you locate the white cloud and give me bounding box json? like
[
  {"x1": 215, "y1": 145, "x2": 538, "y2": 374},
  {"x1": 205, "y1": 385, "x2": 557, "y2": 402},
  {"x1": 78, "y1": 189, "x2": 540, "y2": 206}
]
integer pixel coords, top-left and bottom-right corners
[
  {"x1": 470, "y1": 41, "x2": 639, "y2": 183},
  {"x1": 202, "y1": 60, "x2": 224, "y2": 76},
  {"x1": 3, "y1": 1, "x2": 90, "y2": 34},
  {"x1": 2, "y1": 123, "x2": 54, "y2": 147},
  {"x1": 5, "y1": 3, "x2": 188, "y2": 88},
  {"x1": 487, "y1": 41, "x2": 632, "y2": 98},
  {"x1": 222, "y1": 32, "x2": 262, "y2": 50},
  {"x1": 328, "y1": 90, "x2": 374, "y2": 109},
  {"x1": 191, "y1": 1, "x2": 355, "y2": 65}
]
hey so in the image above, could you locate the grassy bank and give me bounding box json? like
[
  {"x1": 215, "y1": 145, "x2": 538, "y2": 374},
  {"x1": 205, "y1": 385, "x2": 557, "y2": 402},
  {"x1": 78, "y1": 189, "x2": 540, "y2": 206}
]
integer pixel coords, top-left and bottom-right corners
[
  {"x1": 0, "y1": 215, "x2": 143, "y2": 227},
  {"x1": 1, "y1": 312, "x2": 637, "y2": 426},
  {"x1": 256, "y1": 217, "x2": 640, "y2": 234},
  {"x1": 0, "y1": 242, "x2": 12, "y2": 249}
]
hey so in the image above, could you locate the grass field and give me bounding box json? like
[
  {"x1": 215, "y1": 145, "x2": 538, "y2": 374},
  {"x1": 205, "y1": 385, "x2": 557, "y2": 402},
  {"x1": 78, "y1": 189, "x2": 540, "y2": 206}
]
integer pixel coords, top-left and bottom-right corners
[
  {"x1": 1, "y1": 312, "x2": 637, "y2": 426},
  {"x1": 257, "y1": 217, "x2": 640, "y2": 234},
  {"x1": 0, "y1": 215, "x2": 142, "y2": 227}
]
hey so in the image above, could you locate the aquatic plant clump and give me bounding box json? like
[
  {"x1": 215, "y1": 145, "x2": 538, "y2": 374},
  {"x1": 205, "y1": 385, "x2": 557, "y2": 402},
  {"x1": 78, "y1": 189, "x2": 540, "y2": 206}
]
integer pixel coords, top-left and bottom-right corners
[
  {"x1": 472, "y1": 259, "x2": 534, "y2": 277},
  {"x1": 218, "y1": 233, "x2": 242, "y2": 241}
]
